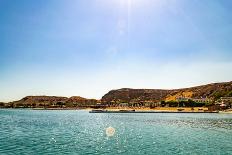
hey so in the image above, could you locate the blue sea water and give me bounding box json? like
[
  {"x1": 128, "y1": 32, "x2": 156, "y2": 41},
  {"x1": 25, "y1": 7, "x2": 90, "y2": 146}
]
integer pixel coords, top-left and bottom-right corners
[{"x1": 0, "y1": 109, "x2": 231, "y2": 155}]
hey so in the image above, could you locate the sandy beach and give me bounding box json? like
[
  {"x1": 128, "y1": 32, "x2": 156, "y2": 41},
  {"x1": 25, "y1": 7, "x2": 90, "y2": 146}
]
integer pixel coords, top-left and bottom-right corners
[{"x1": 103, "y1": 107, "x2": 209, "y2": 112}]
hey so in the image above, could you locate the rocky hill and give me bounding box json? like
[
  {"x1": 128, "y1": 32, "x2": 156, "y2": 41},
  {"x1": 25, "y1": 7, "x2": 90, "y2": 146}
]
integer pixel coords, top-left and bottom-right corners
[
  {"x1": 101, "y1": 81, "x2": 232, "y2": 103},
  {"x1": 7, "y1": 96, "x2": 98, "y2": 108},
  {"x1": 2, "y1": 81, "x2": 232, "y2": 108}
]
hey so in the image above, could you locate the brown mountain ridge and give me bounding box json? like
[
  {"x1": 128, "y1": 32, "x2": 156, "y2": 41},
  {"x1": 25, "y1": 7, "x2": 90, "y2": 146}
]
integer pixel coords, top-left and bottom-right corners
[
  {"x1": 101, "y1": 81, "x2": 232, "y2": 103},
  {"x1": 1, "y1": 81, "x2": 232, "y2": 108}
]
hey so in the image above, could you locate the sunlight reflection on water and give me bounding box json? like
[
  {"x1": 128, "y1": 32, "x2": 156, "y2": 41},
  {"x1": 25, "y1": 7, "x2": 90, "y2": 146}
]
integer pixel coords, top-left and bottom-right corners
[
  {"x1": 106, "y1": 126, "x2": 116, "y2": 137},
  {"x1": 0, "y1": 110, "x2": 231, "y2": 155}
]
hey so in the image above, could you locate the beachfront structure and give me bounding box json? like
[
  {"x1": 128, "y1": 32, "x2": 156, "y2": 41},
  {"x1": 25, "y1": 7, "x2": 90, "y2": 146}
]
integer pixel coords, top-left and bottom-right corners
[
  {"x1": 142, "y1": 101, "x2": 160, "y2": 107},
  {"x1": 119, "y1": 103, "x2": 129, "y2": 107},
  {"x1": 220, "y1": 97, "x2": 232, "y2": 108},
  {"x1": 176, "y1": 97, "x2": 212, "y2": 103},
  {"x1": 193, "y1": 98, "x2": 211, "y2": 103},
  {"x1": 220, "y1": 97, "x2": 232, "y2": 103}
]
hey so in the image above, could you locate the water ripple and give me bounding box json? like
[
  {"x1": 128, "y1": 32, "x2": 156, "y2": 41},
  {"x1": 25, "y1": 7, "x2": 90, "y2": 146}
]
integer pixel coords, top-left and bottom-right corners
[{"x1": 0, "y1": 109, "x2": 231, "y2": 155}]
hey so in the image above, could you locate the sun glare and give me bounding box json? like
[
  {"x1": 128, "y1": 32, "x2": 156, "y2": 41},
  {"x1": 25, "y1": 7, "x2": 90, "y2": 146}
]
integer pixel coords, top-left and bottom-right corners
[
  {"x1": 97, "y1": 0, "x2": 166, "y2": 12},
  {"x1": 97, "y1": 0, "x2": 143, "y2": 9}
]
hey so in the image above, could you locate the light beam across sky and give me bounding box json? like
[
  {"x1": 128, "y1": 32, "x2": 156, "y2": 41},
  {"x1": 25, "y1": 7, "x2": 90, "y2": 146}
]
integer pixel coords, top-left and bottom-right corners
[{"x1": 0, "y1": 0, "x2": 232, "y2": 102}]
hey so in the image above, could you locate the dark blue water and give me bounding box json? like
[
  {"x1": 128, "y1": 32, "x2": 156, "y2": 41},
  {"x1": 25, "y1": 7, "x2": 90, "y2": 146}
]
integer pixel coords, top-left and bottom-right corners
[{"x1": 0, "y1": 109, "x2": 231, "y2": 155}]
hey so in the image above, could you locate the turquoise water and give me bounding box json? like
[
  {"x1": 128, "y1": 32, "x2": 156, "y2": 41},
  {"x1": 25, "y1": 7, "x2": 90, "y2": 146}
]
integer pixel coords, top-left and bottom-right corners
[{"x1": 0, "y1": 109, "x2": 231, "y2": 155}]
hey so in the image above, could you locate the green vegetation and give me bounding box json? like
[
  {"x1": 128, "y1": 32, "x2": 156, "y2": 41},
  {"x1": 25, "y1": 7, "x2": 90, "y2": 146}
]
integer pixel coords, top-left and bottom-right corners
[
  {"x1": 57, "y1": 102, "x2": 65, "y2": 108},
  {"x1": 213, "y1": 91, "x2": 226, "y2": 100},
  {"x1": 212, "y1": 90, "x2": 232, "y2": 99},
  {"x1": 227, "y1": 91, "x2": 232, "y2": 97},
  {"x1": 0, "y1": 102, "x2": 4, "y2": 107},
  {"x1": 161, "y1": 100, "x2": 209, "y2": 107}
]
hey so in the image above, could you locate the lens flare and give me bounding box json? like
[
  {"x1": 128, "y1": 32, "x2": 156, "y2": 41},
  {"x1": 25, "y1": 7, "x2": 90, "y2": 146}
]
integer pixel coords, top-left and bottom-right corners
[{"x1": 106, "y1": 127, "x2": 115, "y2": 137}]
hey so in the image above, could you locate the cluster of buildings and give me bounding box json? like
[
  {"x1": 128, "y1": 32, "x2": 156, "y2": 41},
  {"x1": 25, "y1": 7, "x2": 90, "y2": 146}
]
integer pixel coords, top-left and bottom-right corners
[
  {"x1": 103, "y1": 96, "x2": 232, "y2": 109},
  {"x1": 176, "y1": 97, "x2": 211, "y2": 103},
  {"x1": 176, "y1": 96, "x2": 232, "y2": 109},
  {"x1": 216, "y1": 97, "x2": 232, "y2": 109}
]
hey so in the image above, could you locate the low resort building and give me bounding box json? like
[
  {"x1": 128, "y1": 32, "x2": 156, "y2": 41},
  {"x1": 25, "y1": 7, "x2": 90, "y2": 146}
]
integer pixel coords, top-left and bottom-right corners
[
  {"x1": 176, "y1": 97, "x2": 212, "y2": 103},
  {"x1": 220, "y1": 97, "x2": 232, "y2": 108},
  {"x1": 192, "y1": 98, "x2": 211, "y2": 103}
]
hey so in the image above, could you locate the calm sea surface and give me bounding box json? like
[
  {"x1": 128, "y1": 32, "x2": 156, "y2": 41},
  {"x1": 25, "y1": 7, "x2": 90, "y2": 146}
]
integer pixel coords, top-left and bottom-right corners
[{"x1": 0, "y1": 109, "x2": 231, "y2": 155}]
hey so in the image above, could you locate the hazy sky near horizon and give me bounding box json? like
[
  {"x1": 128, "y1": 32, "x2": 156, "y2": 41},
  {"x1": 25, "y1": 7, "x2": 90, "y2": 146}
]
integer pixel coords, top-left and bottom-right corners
[{"x1": 1, "y1": 0, "x2": 232, "y2": 102}]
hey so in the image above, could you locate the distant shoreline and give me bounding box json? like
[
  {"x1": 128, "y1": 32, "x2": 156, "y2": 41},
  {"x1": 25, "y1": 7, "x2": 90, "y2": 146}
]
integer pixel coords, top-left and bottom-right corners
[
  {"x1": 1, "y1": 81, "x2": 231, "y2": 112},
  {"x1": 35, "y1": 108, "x2": 232, "y2": 114},
  {"x1": 1, "y1": 107, "x2": 232, "y2": 114}
]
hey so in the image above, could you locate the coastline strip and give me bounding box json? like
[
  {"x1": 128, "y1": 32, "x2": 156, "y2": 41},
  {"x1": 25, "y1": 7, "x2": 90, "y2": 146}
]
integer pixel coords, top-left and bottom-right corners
[{"x1": 89, "y1": 110, "x2": 219, "y2": 113}]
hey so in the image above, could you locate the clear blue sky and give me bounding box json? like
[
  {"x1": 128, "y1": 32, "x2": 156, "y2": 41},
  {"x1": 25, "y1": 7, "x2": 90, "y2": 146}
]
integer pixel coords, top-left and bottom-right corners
[{"x1": 1, "y1": 0, "x2": 232, "y2": 102}]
